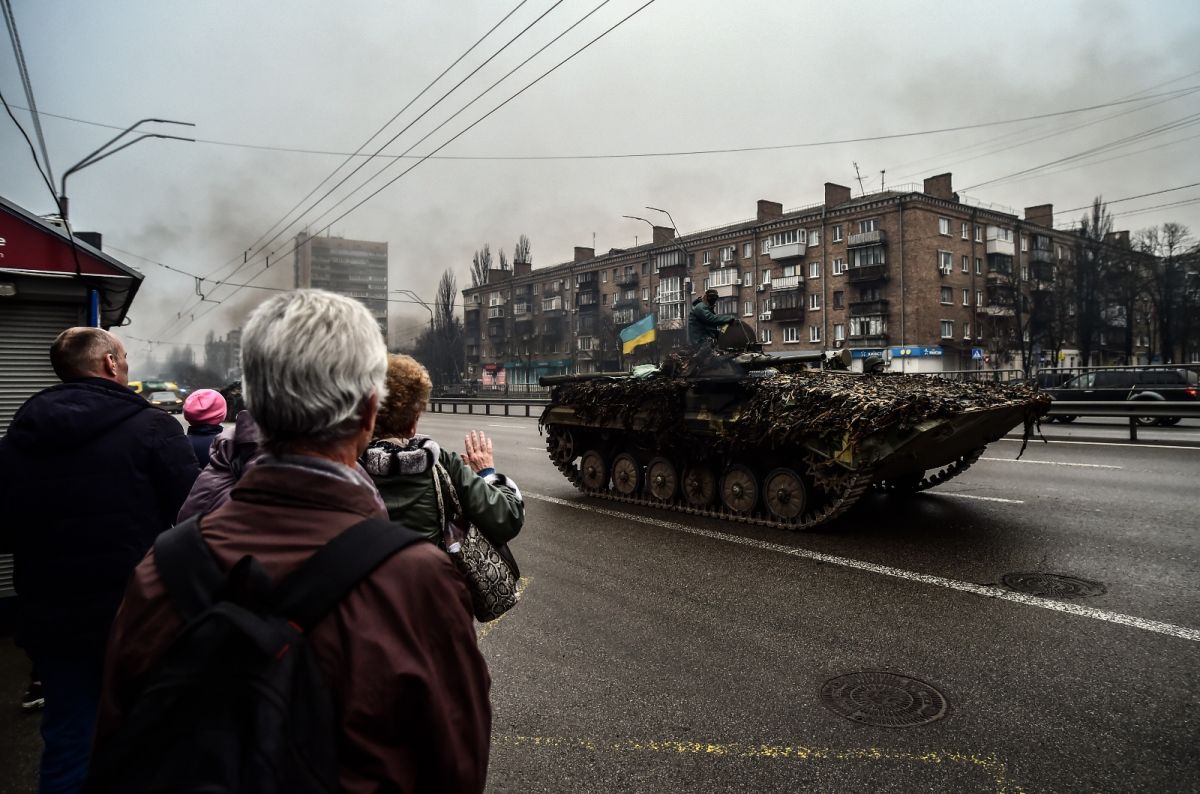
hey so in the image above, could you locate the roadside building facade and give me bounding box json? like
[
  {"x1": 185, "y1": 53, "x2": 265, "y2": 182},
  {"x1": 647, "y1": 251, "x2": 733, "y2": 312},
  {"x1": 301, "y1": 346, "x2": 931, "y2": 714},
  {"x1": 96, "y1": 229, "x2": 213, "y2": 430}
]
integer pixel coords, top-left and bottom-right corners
[
  {"x1": 462, "y1": 173, "x2": 1139, "y2": 385},
  {"x1": 293, "y1": 232, "x2": 388, "y2": 335}
]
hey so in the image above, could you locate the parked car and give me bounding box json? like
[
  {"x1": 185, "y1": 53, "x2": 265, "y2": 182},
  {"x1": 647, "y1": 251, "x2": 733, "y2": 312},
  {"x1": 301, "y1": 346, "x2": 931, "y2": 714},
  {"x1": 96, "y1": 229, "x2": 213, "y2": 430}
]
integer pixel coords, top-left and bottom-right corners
[
  {"x1": 1044, "y1": 367, "x2": 1199, "y2": 425},
  {"x1": 1031, "y1": 371, "x2": 1075, "y2": 389},
  {"x1": 147, "y1": 390, "x2": 184, "y2": 413}
]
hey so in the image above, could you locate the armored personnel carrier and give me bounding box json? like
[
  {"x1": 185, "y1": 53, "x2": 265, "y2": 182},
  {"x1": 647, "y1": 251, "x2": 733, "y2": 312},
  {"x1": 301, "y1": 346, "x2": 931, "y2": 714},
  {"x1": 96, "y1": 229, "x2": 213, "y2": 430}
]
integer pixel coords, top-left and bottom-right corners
[{"x1": 539, "y1": 332, "x2": 1050, "y2": 531}]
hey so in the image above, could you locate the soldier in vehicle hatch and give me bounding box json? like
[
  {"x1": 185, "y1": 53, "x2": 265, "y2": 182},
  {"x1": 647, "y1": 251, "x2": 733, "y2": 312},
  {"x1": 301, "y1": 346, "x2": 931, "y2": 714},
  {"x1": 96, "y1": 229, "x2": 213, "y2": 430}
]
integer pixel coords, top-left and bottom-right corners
[{"x1": 688, "y1": 288, "x2": 737, "y2": 349}]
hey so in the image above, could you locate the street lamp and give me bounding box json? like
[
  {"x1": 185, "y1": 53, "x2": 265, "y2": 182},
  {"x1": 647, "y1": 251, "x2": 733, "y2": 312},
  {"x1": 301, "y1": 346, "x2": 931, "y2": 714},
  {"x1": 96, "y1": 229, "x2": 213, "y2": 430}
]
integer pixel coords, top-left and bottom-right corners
[{"x1": 58, "y1": 117, "x2": 195, "y2": 222}]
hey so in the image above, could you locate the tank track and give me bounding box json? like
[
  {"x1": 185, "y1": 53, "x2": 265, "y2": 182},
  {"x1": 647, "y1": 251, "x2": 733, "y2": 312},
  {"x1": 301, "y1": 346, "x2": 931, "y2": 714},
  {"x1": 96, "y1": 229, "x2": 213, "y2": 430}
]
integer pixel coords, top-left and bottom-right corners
[
  {"x1": 872, "y1": 447, "x2": 985, "y2": 494},
  {"x1": 545, "y1": 432, "x2": 872, "y2": 532}
]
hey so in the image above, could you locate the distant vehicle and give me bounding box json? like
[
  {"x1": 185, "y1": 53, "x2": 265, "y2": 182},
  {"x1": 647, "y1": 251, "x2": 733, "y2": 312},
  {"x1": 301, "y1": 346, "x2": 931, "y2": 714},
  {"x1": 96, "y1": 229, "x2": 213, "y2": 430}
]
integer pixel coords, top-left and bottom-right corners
[
  {"x1": 219, "y1": 381, "x2": 245, "y2": 421},
  {"x1": 147, "y1": 391, "x2": 184, "y2": 413},
  {"x1": 1031, "y1": 371, "x2": 1075, "y2": 389},
  {"x1": 129, "y1": 379, "x2": 180, "y2": 396},
  {"x1": 437, "y1": 383, "x2": 477, "y2": 398},
  {"x1": 1044, "y1": 367, "x2": 1199, "y2": 426}
]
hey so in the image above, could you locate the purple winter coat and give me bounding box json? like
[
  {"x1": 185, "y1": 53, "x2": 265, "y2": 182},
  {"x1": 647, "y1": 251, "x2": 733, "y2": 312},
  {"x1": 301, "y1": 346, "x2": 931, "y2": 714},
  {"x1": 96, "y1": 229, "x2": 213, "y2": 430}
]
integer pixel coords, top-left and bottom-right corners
[{"x1": 177, "y1": 411, "x2": 262, "y2": 522}]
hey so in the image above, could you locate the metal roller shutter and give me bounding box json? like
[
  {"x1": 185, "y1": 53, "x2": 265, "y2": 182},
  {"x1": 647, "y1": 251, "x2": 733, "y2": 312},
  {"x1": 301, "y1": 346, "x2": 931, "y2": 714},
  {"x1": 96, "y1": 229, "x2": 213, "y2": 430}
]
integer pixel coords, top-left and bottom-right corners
[{"x1": 0, "y1": 301, "x2": 82, "y2": 597}]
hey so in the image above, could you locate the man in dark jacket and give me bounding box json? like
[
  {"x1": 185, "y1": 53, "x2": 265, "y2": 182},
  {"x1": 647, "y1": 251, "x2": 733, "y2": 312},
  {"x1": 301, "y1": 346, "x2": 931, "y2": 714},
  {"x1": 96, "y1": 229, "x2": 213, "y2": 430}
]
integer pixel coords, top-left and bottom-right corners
[
  {"x1": 688, "y1": 288, "x2": 736, "y2": 348},
  {"x1": 98, "y1": 289, "x2": 492, "y2": 792},
  {"x1": 0, "y1": 327, "x2": 199, "y2": 793}
]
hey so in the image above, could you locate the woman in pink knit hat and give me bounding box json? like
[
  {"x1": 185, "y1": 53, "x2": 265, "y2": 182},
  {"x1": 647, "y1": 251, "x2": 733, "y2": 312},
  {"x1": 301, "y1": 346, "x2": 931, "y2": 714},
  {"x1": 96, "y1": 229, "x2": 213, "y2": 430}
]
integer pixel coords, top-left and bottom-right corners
[{"x1": 182, "y1": 388, "x2": 227, "y2": 467}]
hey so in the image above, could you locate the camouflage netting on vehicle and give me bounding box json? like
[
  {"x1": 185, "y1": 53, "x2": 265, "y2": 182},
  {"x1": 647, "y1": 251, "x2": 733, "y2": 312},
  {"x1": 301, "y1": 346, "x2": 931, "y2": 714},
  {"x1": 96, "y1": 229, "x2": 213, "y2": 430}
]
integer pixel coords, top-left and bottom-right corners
[
  {"x1": 542, "y1": 368, "x2": 1050, "y2": 453},
  {"x1": 731, "y1": 370, "x2": 1051, "y2": 450}
]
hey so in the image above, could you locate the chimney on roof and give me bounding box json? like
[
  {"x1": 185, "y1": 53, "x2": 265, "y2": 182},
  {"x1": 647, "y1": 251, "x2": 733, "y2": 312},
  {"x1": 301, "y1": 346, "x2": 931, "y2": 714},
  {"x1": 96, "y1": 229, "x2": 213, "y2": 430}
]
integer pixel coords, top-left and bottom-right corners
[
  {"x1": 76, "y1": 231, "x2": 103, "y2": 250},
  {"x1": 513, "y1": 260, "x2": 532, "y2": 276},
  {"x1": 923, "y1": 173, "x2": 955, "y2": 201},
  {"x1": 1024, "y1": 204, "x2": 1054, "y2": 228},
  {"x1": 652, "y1": 225, "x2": 675, "y2": 245},
  {"x1": 757, "y1": 200, "x2": 783, "y2": 221},
  {"x1": 573, "y1": 246, "x2": 594, "y2": 263},
  {"x1": 824, "y1": 183, "x2": 852, "y2": 207}
]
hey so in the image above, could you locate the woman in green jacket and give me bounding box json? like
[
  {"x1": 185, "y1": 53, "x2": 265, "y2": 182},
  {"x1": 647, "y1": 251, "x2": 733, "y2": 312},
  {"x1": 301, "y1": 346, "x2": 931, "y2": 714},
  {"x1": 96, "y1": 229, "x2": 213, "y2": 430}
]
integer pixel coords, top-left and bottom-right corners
[{"x1": 361, "y1": 354, "x2": 524, "y2": 547}]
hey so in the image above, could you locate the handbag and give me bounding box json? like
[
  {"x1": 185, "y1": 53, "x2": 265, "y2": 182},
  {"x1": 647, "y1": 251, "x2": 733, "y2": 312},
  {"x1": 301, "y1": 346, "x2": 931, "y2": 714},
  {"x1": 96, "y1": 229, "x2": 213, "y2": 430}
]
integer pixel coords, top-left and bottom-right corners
[{"x1": 433, "y1": 462, "x2": 521, "y2": 622}]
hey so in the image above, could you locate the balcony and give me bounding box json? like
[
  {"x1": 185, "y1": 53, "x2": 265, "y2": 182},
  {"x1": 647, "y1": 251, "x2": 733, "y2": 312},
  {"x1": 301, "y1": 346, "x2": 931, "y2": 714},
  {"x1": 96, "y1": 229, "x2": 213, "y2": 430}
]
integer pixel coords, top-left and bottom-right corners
[
  {"x1": 512, "y1": 303, "x2": 532, "y2": 318},
  {"x1": 615, "y1": 272, "x2": 639, "y2": 287},
  {"x1": 981, "y1": 304, "x2": 1015, "y2": 316},
  {"x1": 487, "y1": 307, "x2": 505, "y2": 319},
  {"x1": 768, "y1": 242, "x2": 805, "y2": 261},
  {"x1": 847, "y1": 264, "x2": 889, "y2": 283},
  {"x1": 847, "y1": 229, "x2": 886, "y2": 248},
  {"x1": 986, "y1": 238, "x2": 1015, "y2": 256},
  {"x1": 575, "y1": 279, "x2": 600, "y2": 293},
  {"x1": 849, "y1": 333, "x2": 890, "y2": 347},
  {"x1": 770, "y1": 305, "x2": 805, "y2": 322},
  {"x1": 771, "y1": 274, "x2": 803, "y2": 291},
  {"x1": 849, "y1": 299, "x2": 890, "y2": 317},
  {"x1": 656, "y1": 263, "x2": 687, "y2": 278},
  {"x1": 710, "y1": 282, "x2": 741, "y2": 299},
  {"x1": 1030, "y1": 248, "x2": 1054, "y2": 264}
]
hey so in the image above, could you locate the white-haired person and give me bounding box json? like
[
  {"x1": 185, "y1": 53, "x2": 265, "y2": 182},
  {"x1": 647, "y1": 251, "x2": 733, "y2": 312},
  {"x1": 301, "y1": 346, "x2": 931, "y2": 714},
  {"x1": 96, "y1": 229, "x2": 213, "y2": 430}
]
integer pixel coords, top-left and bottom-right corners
[
  {"x1": 95, "y1": 289, "x2": 491, "y2": 792},
  {"x1": 361, "y1": 353, "x2": 524, "y2": 548}
]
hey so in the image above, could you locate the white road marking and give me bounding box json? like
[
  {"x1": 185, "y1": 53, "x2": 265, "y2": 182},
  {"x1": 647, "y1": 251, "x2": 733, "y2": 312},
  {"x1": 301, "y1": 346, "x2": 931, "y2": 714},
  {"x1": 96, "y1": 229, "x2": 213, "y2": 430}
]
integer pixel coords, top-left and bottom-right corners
[
  {"x1": 485, "y1": 423, "x2": 529, "y2": 428},
  {"x1": 980, "y1": 457, "x2": 1120, "y2": 470},
  {"x1": 527, "y1": 447, "x2": 547, "y2": 452},
  {"x1": 1001, "y1": 437, "x2": 1200, "y2": 451},
  {"x1": 935, "y1": 492, "x2": 1024, "y2": 504},
  {"x1": 527, "y1": 492, "x2": 1200, "y2": 643}
]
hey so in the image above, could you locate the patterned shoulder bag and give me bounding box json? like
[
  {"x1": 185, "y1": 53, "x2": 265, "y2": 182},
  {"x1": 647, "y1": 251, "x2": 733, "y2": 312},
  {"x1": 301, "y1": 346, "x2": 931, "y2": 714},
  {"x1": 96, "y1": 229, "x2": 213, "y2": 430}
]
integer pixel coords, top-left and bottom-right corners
[{"x1": 433, "y1": 462, "x2": 520, "y2": 622}]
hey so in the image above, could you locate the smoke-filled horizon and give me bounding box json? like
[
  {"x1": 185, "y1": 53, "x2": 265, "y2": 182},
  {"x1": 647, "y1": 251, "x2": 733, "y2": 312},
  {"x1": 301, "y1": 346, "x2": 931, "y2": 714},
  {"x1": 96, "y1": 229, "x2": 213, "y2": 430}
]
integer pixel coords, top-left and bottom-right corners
[{"x1": 3, "y1": 0, "x2": 1198, "y2": 372}]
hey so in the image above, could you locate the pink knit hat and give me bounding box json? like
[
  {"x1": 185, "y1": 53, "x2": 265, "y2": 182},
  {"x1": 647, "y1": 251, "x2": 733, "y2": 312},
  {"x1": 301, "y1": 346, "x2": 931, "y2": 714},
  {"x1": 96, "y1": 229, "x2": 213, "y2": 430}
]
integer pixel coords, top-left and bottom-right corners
[{"x1": 183, "y1": 389, "x2": 227, "y2": 426}]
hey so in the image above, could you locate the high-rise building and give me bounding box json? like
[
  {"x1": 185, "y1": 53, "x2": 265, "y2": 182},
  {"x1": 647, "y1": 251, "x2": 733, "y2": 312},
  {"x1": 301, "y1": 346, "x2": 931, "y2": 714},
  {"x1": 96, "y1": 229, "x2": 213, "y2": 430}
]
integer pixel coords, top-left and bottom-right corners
[{"x1": 293, "y1": 233, "x2": 388, "y2": 336}]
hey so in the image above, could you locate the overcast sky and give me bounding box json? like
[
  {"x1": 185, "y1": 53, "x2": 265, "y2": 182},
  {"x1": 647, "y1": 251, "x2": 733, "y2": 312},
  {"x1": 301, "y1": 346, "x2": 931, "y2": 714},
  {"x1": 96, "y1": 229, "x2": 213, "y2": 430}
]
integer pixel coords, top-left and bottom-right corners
[{"x1": 3, "y1": 0, "x2": 1198, "y2": 373}]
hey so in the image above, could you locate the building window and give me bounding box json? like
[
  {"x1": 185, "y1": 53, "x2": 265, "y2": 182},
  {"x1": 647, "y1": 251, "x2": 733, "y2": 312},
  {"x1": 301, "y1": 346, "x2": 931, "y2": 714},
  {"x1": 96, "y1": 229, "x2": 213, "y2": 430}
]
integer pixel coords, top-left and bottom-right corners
[
  {"x1": 941, "y1": 320, "x2": 954, "y2": 339},
  {"x1": 743, "y1": 270, "x2": 754, "y2": 286},
  {"x1": 833, "y1": 224, "x2": 843, "y2": 242},
  {"x1": 975, "y1": 257, "x2": 982, "y2": 275},
  {"x1": 743, "y1": 242, "x2": 753, "y2": 258},
  {"x1": 976, "y1": 290, "x2": 983, "y2": 306},
  {"x1": 962, "y1": 288, "x2": 970, "y2": 306},
  {"x1": 833, "y1": 290, "x2": 844, "y2": 309},
  {"x1": 963, "y1": 322, "x2": 971, "y2": 338},
  {"x1": 783, "y1": 326, "x2": 801, "y2": 343},
  {"x1": 761, "y1": 328, "x2": 773, "y2": 344},
  {"x1": 762, "y1": 269, "x2": 771, "y2": 284},
  {"x1": 601, "y1": 293, "x2": 609, "y2": 304},
  {"x1": 769, "y1": 229, "x2": 802, "y2": 248},
  {"x1": 859, "y1": 218, "x2": 879, "y2": 233},
  {"x1": 941, "y1": 287, "x2": 952, "y2": 304},
  {"x1": 744, "y1": 300, "x2": 754, "y2": 316},
  {"x1": 808, "y1": 230, "x2": 820, "y2": 247},
  {"x1": 809, "y1": 261, "x2": 821, "y2": 279},
  {"x1": 761, "y1": 239, "x2": 770, "y2": 254},
  {"x1": 809, "y1": 292, "x2": 821, "y2": 310},
  {"x1": 1021, "y1": 235, "x2": 1028, "y2": 252},
  {"x1": 809, "y1": 325, "x2": 822, "y2": 342},
  {"x1": 641, "y1": 287, "x2": 649, "y2": 302},
  {"x1": 702, "y1": 250, "x2": 712, "y2": 265},
  {"x1": 851, "y1": 246, "x2": 885, "y2": 268},
  {"x1": 834, "y1": 323, "x2": 845, "y2": 341},
  {"x1": 961, "y1": 222, "x2": 969, "y2": 240},
  {"x1": 720, "y1": 245, "x2": 736, "y2": 263},
  {"x1": 975, "y1": 225, "x2": 983, "y2": 242},
  {"x1": 939, "y1": 218, "x2": 951, "y2": 236},
  {"x1": 938, "y1": 251, "x2": 953, "y2": 274},
  {"x1": 962, "y1": 255, "x2": 970, "y2": 273},
  {"x1": 832, "y1": 257, "x2": 846, "y2": 275}
]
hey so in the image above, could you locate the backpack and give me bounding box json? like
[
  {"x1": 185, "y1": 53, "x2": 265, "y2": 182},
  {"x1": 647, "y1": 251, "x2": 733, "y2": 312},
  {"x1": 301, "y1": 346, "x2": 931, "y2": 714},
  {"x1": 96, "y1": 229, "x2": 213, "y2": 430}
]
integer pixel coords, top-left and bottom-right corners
[{"x1": 86, "y1": 515, "x2": 427, "y2": 793}]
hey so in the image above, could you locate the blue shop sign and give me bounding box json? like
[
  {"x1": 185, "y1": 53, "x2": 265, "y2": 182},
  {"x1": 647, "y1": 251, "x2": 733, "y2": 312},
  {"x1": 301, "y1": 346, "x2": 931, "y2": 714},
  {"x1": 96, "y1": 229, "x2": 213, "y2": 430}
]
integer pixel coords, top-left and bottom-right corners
[
  {"x1": 889, "y1": 346, "x2": 944, "y2": 358},
  {"x1": 850, "y1": 349, "x2": 885, "y2": 359}
]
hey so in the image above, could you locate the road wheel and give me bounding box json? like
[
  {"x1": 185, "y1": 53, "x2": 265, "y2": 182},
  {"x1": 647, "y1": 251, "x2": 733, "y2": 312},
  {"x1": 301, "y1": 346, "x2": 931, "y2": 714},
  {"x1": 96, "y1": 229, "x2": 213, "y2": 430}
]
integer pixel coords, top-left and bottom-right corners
[
  {"x1": 646, "y1": 457, "x2": 677, "y2": 502},
  {"x1": 681, "y1": 464, "x2": 717, "y2": 507},
  {"x1": 1158, "y1": 417, "x2": 1181, "y2": 426},
  {"x1": 547, "y1": 429, "x2": 576, "y2": 464},
  {"x1": 579, "y1": 450, "x2": 609, "y2": 492},
  {"x1": 764, "y1": 468, "x2": 808, "y2": 521},
  {"x1": 1134, "y1": 412, "x2": 1159, "y2": 427},
  {"x1": 611, "y1": 453, "x2": 642, "y2": 497},
  {"x1": 719, "y1": 465, "x2": 759, "y2": 514},
  {"x1": 1055, "y1": 415, "x2": 1076, "y2": 424}
]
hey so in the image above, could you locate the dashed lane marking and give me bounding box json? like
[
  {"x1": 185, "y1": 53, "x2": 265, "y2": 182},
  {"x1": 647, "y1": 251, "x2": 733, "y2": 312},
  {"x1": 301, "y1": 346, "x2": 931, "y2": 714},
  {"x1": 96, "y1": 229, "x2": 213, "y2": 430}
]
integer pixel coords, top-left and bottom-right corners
[
  {"x1": 1001, "y1": 436, "x2": 1200, "y2": 451},
  {"x1": 491, "y1": 735, "x2": 1023, "y2": 793},
  {"x1": 527, "y1": 493, "x2": 1200, "y2": 643},
  {"x1": 526, "y1": 447, "x2": 546, "y2": 452},
  {"x1": 980, "y1": 457, "x2": 1121, "y2": 469},
  {"x1": 935, "y1": 492, "x2": 1024, "y2": 504}
]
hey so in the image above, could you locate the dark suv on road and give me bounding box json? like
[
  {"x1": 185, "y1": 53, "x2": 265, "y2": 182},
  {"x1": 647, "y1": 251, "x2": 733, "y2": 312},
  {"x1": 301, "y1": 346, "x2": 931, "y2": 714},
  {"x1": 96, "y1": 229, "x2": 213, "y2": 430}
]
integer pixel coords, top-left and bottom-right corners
[{"x1": 1045, "y1": 367, "x2": 1199, "y2": 425}]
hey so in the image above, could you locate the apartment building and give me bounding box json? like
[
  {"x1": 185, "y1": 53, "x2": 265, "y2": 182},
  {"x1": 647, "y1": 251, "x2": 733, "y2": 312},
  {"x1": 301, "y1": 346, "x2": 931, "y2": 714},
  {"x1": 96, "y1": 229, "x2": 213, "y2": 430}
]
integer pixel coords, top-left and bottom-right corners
[
  {"x1": 293, "y1": 232, "x2": 389, "y2": 336},
  {"x1": 461, "y1": 173, "x2": 1112, "y2": 383}
]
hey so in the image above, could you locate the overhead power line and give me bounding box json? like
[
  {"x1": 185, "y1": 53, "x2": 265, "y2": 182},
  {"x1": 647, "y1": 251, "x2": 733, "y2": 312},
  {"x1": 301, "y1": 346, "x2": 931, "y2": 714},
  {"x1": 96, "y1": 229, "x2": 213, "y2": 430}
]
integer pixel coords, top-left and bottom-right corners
[{"x1": 2, "y1": 0, "x2": 54, "y2": 186}]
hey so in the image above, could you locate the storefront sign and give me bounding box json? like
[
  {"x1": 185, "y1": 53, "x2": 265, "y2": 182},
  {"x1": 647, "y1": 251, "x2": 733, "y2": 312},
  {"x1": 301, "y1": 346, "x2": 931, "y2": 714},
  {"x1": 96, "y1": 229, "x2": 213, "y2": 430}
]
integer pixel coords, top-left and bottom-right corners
[{"x1": 889, "y1": 346, "x2": 944, "y2": 358}]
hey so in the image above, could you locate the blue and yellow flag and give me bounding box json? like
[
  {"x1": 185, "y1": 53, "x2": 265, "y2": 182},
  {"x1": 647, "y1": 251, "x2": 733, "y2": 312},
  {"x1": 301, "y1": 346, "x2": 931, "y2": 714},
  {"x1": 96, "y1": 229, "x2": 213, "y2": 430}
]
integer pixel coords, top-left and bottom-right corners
[{"x1": 620, "y1": 314, "x2": 656, "y2": 354}]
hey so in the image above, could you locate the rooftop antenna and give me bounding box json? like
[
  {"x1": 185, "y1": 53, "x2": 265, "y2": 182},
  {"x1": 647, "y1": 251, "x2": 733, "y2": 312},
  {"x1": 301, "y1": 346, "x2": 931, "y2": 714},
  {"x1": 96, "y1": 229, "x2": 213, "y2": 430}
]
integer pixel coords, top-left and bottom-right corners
[
  {"x1": 852, "y1": 162, "x2": 866, "y2": 196},
  {"x1": 881, "y1": 169, "x2": 886, "y2": 192}
]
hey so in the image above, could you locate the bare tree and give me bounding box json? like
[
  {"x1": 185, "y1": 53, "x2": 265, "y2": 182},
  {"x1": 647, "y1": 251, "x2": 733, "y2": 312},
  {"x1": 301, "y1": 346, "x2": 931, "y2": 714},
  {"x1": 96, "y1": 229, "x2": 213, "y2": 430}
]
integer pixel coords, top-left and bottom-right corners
[
  {"x1": 470, "y1": 244, "x2": 492, "y2": 287},
  {"x1": 498, "y1": 249, "x2": 509, "y2": 272},
  {"x1": 1074, "y1": 198, "x2": 1114, "y2": 367},
  {"x1": 1142, "y1": 223, "x2": 1192, "y2": 363},
  {"x1": 514, "y1": 234, "x2": 531, "y2": 265}
]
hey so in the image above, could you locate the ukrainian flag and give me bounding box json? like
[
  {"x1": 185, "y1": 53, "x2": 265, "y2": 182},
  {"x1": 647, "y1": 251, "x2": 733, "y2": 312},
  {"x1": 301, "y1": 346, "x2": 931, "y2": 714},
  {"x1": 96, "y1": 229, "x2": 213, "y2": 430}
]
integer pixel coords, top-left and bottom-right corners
[{"x1": 620, "y1": 314, "x2": 656, "y2": 354}]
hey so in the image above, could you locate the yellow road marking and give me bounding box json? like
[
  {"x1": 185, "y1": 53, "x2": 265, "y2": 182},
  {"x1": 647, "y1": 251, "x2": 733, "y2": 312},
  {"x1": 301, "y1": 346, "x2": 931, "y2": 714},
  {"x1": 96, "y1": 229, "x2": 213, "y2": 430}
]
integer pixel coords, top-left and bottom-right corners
[{"x1": 492, "y1": 734, "x2": 1024, "y2": 793}]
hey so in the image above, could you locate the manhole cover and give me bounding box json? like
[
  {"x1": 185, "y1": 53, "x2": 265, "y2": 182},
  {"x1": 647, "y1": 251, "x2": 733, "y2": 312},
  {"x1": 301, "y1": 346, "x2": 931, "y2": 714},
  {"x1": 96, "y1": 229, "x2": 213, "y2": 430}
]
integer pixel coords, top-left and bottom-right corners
[
  {"x1": 1001, "y1": 572, "x2": 1106, "y2": 599},
  {"x1": 819, "y1": 672, "x2": 947, "y2": 728}
]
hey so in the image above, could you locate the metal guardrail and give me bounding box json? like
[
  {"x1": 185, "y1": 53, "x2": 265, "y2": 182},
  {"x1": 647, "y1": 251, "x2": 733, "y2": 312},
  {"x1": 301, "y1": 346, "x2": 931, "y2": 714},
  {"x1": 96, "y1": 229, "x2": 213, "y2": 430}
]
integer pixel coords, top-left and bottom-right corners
[
  {"x1": 428, "y1": 397, "x2": 549, "y2": 418},
  {"x1": 1045, "y1": 400, "x2": 1200, "y2": 440}
]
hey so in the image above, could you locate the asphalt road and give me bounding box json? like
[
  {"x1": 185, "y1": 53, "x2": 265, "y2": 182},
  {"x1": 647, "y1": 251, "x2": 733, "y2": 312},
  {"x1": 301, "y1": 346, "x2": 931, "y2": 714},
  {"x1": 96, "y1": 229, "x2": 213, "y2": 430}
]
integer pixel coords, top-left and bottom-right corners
[{"x1": 2, "y1": 414, "x2": 1197, "y2": 793}]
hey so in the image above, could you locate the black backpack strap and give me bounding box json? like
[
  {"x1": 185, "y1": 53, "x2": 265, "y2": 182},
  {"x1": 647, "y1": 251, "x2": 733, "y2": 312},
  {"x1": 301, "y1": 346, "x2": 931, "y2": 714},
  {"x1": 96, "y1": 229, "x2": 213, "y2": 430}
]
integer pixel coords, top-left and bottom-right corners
[
  {"x1": 154, "y1": 516, "x2": 226, "y2": 623},
  {"x1": 274, "y1": 518, "x2": 428, "y2": 633}
]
